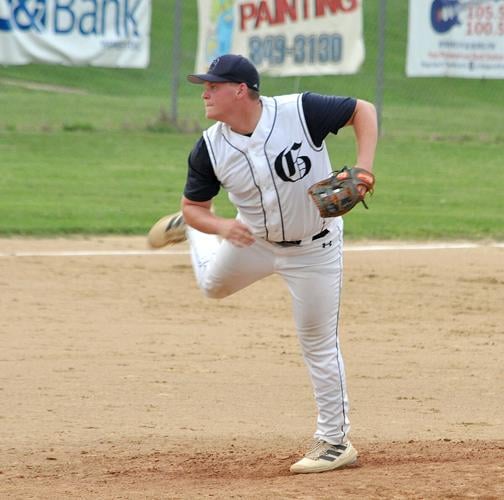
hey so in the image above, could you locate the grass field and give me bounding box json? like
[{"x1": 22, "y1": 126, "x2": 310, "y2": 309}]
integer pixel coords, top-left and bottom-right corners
[{"x1": 0, "y1": 0, "x2": 503, "y2": 239}]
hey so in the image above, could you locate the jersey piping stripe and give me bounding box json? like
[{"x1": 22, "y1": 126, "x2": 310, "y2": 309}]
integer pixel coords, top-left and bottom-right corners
[
  {"x1": 220, "y1": 134, "x2": 269, "y2": 240},
  {"x1": 263, "y1": 98, "x2": 286, "y2": 241},
  {"x1": 334, "y1": 225, "x2": 348, "y2": 441},
  {"x1": 297, "y1": 93, "x2": 324, "y2": 152},
  {"x1": 203, "y1": 130, "x2": 218, "y2": 170}
]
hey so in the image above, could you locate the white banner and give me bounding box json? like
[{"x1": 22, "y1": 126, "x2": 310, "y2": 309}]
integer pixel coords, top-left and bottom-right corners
[
  {"x1": 195, "y1": 0, "x2": 364, "y2": 76},
  {"x1": 0, "y1": 0, "x2": 151, "y2": 68},
  {"x1": 407, "y1": 0, "x2": 504, "y2": 78}
]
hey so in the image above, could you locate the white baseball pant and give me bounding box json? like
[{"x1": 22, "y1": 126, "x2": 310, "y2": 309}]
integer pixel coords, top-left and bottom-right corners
[{"x1": 186, "y1": 222, "x2": 350, "y2": 445}]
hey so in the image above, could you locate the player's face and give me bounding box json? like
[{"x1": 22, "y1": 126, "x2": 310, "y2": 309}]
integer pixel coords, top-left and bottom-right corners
[{"x1": 201, "y1": 82, "x2": 241, "y2": 121}]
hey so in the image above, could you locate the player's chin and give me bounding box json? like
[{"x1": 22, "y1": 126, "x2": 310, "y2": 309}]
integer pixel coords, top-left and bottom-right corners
[{"x1": 205, "y1": 108, "x2": 224, "y2": 121}]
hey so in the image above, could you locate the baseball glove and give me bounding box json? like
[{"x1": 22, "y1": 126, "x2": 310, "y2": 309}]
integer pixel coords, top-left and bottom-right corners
[{"x1": 308, "y1": 166, "x2": 375, "y2": 218}]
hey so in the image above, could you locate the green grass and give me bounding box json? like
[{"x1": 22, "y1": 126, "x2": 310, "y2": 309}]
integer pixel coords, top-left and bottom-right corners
[
  {"x1": 1, "y1": 129, "x2": 501, "y2": 239},
  {"x1": 0, "y1": 0, "x2": 503, "y2": 239},
  {"x1": 0, "y1": 131, "x2": 194, "y2": 234}
]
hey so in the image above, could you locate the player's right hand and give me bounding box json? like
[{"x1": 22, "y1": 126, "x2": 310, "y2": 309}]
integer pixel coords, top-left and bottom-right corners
[{"x1": 218, "y1": 219, "x2": 255, "y2": 247}]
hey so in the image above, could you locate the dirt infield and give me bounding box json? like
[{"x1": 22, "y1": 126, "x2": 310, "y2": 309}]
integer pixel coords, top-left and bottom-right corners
[{"x1": 1, "y1": 237, "x2": 503, "y2": 499}]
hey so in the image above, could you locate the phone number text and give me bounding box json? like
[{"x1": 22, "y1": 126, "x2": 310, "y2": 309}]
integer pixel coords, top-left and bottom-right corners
[{"x1": 248, "y1": 34, "x2": 343, "y2": 65}]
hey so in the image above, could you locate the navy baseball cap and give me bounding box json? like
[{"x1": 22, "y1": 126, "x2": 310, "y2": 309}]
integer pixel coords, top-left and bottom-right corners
[{"x1": 187, "y1": 54, "x2": 260, "y2": 91}]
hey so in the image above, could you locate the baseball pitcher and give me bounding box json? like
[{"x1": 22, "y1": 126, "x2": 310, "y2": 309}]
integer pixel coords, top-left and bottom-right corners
[{"x1": 148, "y1": 54, "x2": 377, "y2": 474}]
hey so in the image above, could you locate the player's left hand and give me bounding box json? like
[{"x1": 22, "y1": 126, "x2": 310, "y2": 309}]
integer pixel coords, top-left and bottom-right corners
[{"x1": 341, "y1": 165, "x2": 372, "y2": 198}]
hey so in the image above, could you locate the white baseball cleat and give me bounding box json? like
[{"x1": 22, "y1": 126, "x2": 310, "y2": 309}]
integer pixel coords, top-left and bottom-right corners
[
  {"x1": 147, "y1": 212, "x2": 187, "y2": 248},
  {"x1": 290, "y1": 440, "x2": 357, "y2": 474}
]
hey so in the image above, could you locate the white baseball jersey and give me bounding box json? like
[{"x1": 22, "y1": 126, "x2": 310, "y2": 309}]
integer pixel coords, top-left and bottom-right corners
[{"x1": 203, "y1": 93, "x2": 341, "y2": 242}]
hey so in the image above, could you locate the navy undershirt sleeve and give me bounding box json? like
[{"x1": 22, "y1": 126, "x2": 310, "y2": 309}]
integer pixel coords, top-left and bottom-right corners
[
  {"x1": 302, "y1": 92, "x2": 357, "y2": 148},
  {"x1": 183, "y1": 136, "x2": 220, "y2": 202}
]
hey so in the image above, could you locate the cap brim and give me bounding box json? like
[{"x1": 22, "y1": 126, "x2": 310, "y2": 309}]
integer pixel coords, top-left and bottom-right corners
[{"x1": 187, "y1": 74, "x2": 231, "y2": 84}]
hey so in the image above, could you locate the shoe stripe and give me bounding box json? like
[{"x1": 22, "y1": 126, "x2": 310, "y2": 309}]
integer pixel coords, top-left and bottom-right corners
[
  {"x1": 166, "y1": 214, "x2": 183, "y2": 232},
  {"x1": 325, "y1": 448, "x2": 343, "y2": 456},
  {"x1": 332, "y1": 445, "x2": 347, "y2": 451},
  {"x1": 169, "y1": 216, "x2": 179, "y2": 230}
]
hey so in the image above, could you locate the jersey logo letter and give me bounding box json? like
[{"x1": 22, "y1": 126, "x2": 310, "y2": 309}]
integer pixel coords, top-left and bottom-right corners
[{"x1": 274, "y1": 142, "x2": 312, "y2": 182}]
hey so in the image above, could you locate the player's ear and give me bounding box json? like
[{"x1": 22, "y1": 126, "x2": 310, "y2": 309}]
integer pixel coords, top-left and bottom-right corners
[{"x1": 236, "y1": 83, "x2": 247, "y2": 97}]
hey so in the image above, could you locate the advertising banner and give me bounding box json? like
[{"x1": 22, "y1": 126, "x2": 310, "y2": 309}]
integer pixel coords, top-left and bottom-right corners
[
  {"x1": 195, "y1": 0, "x2": 364, "y2": 76},
  {"x1": 0, "y1": 0, "x2": 151, "y2": 67},
  {"x1": 407, "y1": 0, "x2": 504, "y2": 78}
]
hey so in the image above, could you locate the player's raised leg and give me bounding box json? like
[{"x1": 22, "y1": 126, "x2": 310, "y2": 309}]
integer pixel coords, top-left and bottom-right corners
[{"x1": 187, "y1": 226, "x2": 275, "y2": 299}]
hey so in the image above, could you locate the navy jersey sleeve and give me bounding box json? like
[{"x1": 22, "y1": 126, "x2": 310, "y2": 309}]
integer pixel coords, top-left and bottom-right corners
[
  {"x1": 183, "y1": 136, "x2": 221, "y2": 202},
  {"x1": 302, "y1": 92, "x2": 357, "y2": 148}
]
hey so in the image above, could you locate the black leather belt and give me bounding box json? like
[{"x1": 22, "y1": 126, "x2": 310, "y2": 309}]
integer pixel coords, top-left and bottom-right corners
[{"x1": 273, "y1": 229, "x2": 330, "y2": 247}]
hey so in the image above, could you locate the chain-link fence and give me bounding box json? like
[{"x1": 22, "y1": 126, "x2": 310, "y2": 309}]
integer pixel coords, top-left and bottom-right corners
[{"x1": 168, "y1": 0, "x2": 503, "y2": 140}]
